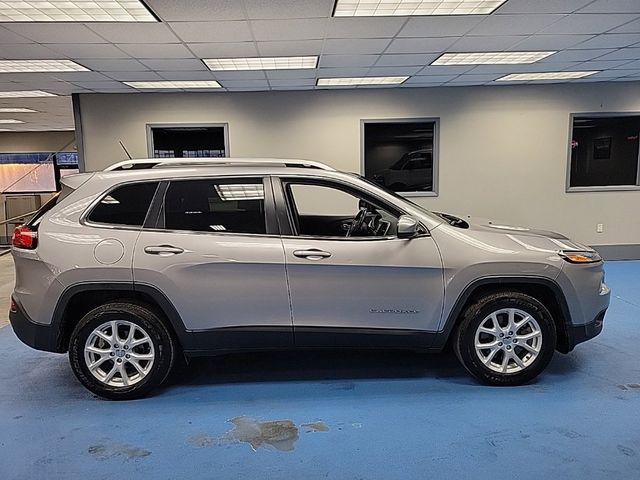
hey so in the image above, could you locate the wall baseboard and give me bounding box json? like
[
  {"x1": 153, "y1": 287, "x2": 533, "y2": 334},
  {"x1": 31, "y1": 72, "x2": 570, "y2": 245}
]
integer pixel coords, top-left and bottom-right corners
[{"x1": 592, "y1": 244, "x2": 640, "y2": 261}]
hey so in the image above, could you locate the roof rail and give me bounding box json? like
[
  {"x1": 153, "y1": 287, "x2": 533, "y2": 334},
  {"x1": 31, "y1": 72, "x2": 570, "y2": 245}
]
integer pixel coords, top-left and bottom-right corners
[{"x1": 104, "y1": 158, "x2": 335, "y2": 172}]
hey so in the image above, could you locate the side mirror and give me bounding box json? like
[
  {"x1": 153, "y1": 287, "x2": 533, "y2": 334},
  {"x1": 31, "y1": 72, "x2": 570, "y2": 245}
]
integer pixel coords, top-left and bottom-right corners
[{"x1": 397, "y1": 215, "x2": 420, "y2": 239}]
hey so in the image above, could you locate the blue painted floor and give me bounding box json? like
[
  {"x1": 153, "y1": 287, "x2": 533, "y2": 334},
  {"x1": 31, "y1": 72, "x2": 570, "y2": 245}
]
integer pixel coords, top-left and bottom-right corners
[{"x1": 1, "y1": 262, "x2": 640, "y2": 480}]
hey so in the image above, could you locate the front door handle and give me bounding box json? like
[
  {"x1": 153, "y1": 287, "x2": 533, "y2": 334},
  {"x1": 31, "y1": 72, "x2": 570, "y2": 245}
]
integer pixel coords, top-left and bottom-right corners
[
  {"x1": 144, "y1": 245, "x2": 184, "y2": 256},
  {"x1": 293, "y1": 249, "x2": 332, "y2": 260}
]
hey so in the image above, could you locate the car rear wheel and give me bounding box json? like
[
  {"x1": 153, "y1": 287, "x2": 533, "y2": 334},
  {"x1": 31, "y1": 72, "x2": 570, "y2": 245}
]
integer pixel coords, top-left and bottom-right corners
[
  {"x1": 69, "y1": 302, "x2": 175, "y2": 400},
  {"x1": 453, "y1": 291, "x2": 556, "y2": 386}
]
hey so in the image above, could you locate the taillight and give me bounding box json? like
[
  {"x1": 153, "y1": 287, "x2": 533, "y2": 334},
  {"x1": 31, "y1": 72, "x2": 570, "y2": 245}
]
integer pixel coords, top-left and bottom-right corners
[{"x1": 12, "y1": 225, "x2": 37, "y2": 249}]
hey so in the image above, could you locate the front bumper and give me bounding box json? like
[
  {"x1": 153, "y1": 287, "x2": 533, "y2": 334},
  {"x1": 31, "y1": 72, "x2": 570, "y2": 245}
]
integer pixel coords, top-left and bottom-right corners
[
  {"x1": 563, "y1": 309, "x2": 606, "y2": 353},
  {"x1": 9, "y1": 299, "x2": 62, "y2": 353}
]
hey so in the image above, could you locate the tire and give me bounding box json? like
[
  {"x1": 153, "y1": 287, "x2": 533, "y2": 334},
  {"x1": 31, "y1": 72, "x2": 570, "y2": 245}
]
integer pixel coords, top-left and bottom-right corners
[
  {"x1": 453, "y1": 291, "x2": 556, "y2": 386},
  {"x1": 69, "y1": 301, "x2": 175, "y2": 400}
]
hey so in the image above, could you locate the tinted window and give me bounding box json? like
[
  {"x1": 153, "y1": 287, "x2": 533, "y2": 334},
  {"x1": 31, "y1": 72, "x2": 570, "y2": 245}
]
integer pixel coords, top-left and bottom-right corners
[
  {"x1": 151, "y1": 126, "x2": 226, "y2": 158},
  {"x1": 570, "y1": 115, "x2": 640, "y2": 187},
  {"x1": 88, "y1": 182, "x2": 158, "y2": 226},
  {"x1": 364, "y1": 121, "x2": 436, "y2": 193},
  {"x1": 163, "y1": 178, "x2": 266, "y2": 234}
]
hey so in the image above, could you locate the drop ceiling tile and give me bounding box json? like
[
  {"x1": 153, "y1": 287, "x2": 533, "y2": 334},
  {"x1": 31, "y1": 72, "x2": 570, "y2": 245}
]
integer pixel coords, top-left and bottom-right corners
[
  {"x1": 256, "y1": 40, "x2": 323, "y2": 56},
  {"x1": 401, "y1": 82, "x2": 446, "y2": 88},
  {"x1": 398, "y1": 16, "x2": 483, "y2": 37},
  {"x1": 386, "y1": 37, "x2": 458, "y2": 54},
  {"x1": 243, "y1": 0, "x2": 334, "y2": 19},
  {"x1": 88, "y1": 23, "x2": 180, "y2": 43},
  {"x1": 158, "y1": 71, "x2": 218, "y2": 80},
  {"x1": 105, "y1": 71, "x2": 164, "y2": 81},
  {"x1": 507, "y1": 34, "x2": 595, "y2": 50},
  {"x1": 216, "y1": 79, "x2": 270, "y2": 88},
  {"x1": 375, "y1": 54, "x2": 439, "y2": 66},
  {"x1": 5, "y1": 24, "x2": 106, "y2": 44},
  {"x1": 323, "y1": 39, "x2": 391, "y2": 55},
  {"x1": 576, "y1": 59, "x2": 634, "y2": 70},
  {"x1": 609, "y1": 18, "x2": 640, "y2": 33},
  {"x1": 612, "y1": 59, "x2": 640, "y2": 70},
  {"x1": 225, "y1": 87, "x2": 269, "y2": 91},
  {"x1": 264, "y1": 69, "x2": 317, "y2": 80},
  {"x1": 116, "y1": 43, "x2": 194, "y2": 59},
  {"x1": 251, "y1": 19, "x2": 327, "y2": 41},
  {"x1": 405, "y1": 75, "x2": 457, "y2": 83},
  {"x1": 469, "y1": 14, "x2": 561, "y2": 36},
  {"x1": 0, "y1": 26, "x2": 34, "y2": 44},
  {"x1": 450, "y1": 36, "x2": 527, "y2": 52},
  {"x1": 368, "y1": 66, "x2": 422, "y2": 75},
  {"x1": 416, "y1": 65, "x2": 475, "y2": 75},
  {"x1": 51, "y1": 72, "x2": 112, "y2": 81},
  {"x1": 169, "y1": 21, "x2": 253, "y2": 43},
  {"x1": 578, "y1": 0, "x2": 640, "y2": 13},
  {"x1": 317, "y1": 67, "x2": 373, "y2": 77},
  {"x1": 327, "y1": 17, "x2": 405, "y2": 39},
  {"x1": 211, "y1": 71, "x2": 267, "y2": 80},
  {"x1": 585, "y1": 69, "x2": 638, "y2": 78},
  {"x1": 0, "y1": 44, "x2": 60, "y2": 59},
  {"x1": 539, "y1": 49, "x2": 615, "y2": 62},
  {"x1": 271, "y1": 85, "x2": 315, "y2": 90},
  {"x1": 268, "y1": 78, "x2": 317, "y2": 86},
  {"x1": 596, "y1": 47, "x2": 640, "y2": 60},
  {"x1": 79, "y1": 59, "x2": 148, "y2": 72},
  {"x1": 188, "y1": 42, "x2": 259, "y2": 58},
  {"x1": 140, "y1": 59, "x2": 206, "y2": 71},
  {"x1": 542, "y1": 14, "x2": 638, "y2": 35},
  {"x1": 45, "y1": 44, "x2": 129, "y2": 59},
  {"x1": 495, "y1": 0, "x2": 593, "y2": 14},
  {"x1": 70, "y1": 81, "x2": 130, "y2": 90},
  {"x1": 144, "y1": 0, "x2": 246, "y2": 21},
  {"x1": 320, "y1": 54, "x2": 379, "y2": 67},
  {"x1": 456, "y1": 73, "x2": 504, "y2": 82},
  {"x1": 570, "y1": 33, "x2": 640, "y2": 49},
  {"x1": 467, "y1": 62, "x2": 582, "y2": 74}
]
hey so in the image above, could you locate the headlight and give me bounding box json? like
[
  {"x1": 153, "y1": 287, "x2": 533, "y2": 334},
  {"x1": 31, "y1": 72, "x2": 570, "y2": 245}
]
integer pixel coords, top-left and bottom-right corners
[{"x1": 558, "y1": 250, "x2": 602, "y2": 264}]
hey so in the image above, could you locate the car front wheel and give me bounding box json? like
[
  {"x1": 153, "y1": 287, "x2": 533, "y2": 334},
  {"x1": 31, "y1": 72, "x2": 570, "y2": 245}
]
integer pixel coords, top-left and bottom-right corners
[
  {"x1": 453, "y1": 291, "x2": 557, "y2": 386},
  {"x1": 69, "y1": 302, "x2": 175, "y2": 400}
]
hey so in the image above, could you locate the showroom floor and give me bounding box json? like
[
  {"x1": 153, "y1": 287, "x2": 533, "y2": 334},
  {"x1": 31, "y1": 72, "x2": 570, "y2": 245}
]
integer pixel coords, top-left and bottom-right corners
[{"x1": 0, "y1": 260, "x2": 639, "y2": 480}]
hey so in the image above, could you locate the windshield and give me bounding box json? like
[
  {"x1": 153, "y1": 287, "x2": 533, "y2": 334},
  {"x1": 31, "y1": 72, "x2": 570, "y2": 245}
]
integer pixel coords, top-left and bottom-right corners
[{"x1": 352, "y1": 174, "x2": 436, "y2": 217}]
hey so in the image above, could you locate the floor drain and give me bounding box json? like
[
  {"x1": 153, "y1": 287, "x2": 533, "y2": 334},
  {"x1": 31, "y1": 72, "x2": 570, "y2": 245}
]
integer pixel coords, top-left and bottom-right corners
[{"x1": 618, "y1": 384, "x2": 640, "y2": 390}]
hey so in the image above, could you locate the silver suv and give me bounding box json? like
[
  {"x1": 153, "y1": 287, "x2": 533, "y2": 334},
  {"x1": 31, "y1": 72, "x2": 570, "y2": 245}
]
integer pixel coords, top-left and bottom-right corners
[{"x1": 10, "y1": 158, "x2": 610, "y2": 399}]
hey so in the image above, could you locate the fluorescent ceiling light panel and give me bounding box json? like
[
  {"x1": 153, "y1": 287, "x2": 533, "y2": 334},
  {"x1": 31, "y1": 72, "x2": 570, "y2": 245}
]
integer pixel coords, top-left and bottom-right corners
[
  {"x1": 333, "y1": 0, "x2": 508, "y2": 16},
  {"x1": 0, "y1": 90, "x2": 56, "y2": 98},
  {"x1": 0, "y1": 108, "x2": 38, "y2": 113},
  {"x1": 433, "y1": 51, "x2": 556, "y2": 65},
  {"x1": 124, "y1": 81, "x2": 222, "y2": 89},
  {"x1": 204, "y1": 56, "x2": 318, "y2": 71},
  {"x1": 214, "y1": 184, "x2": 265, "y2": 201},
  {"x1": 0, "y1": 129, "x2": 14, "y2": 131},
  {"x1": 0, "y1": 0, "x2": 157, "y2": 22},
  {"x1": 0, "y1": 119, "x2": 24, "y2": 123},
  {"x1": 317, "y1": 76, "x2": 408, "y2": 86},
  {"x1": 497, "y1": 71, "x2": 599, "y2": 81},
  {"x1": 0, "y1": 60, "x2": 89, "y2": 73}
]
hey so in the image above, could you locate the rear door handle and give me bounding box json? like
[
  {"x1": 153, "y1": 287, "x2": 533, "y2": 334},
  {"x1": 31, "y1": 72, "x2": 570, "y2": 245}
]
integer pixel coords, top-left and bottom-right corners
[
  {"x1": 144, "y1": 245, "x2": 184, "y2": 256},
  {"x1": 293, "y1": 249, "x2": 332, "y2": 260}
]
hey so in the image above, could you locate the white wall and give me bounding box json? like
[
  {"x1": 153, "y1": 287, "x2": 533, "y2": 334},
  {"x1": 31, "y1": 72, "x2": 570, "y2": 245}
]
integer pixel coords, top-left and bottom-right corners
[
  {"x1": 77, "y1": 82, "x2": 640, "y2": 247},
  {"x1": 0, "y1": 131, "x2": 75, "y2": 153}
]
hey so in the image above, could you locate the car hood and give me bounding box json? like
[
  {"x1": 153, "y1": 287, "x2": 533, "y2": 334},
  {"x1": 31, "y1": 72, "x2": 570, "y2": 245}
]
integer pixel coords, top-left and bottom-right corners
[{"x1": 436, "y1": 213, "x2": 593, "y2": 253}]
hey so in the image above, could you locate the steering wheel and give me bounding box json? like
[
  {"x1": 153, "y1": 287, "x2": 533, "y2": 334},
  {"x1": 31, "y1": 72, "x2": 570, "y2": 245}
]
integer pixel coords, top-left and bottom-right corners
[{"x1": 346, "y1": 207, "x2": 368, "y2": 237}]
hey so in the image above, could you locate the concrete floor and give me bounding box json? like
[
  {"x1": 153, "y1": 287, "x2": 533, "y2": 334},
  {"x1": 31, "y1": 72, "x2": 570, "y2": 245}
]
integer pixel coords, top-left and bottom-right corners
[{"x1": 0, "y1": 261, "x2": 639, "y2": 480}]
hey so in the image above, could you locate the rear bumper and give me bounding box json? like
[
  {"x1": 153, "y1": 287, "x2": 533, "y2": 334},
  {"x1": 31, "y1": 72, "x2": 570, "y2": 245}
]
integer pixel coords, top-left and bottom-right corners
[
  {"x1": 564, "y1": 309, "x2": 606, "y2": 352},
  {"x1": 9, "y1": 300, "x2": 61, "y2": 353}
]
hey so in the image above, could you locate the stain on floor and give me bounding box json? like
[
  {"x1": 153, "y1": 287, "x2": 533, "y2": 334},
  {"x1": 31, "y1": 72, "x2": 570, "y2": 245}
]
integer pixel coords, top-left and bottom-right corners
[
  {"x1": 88, "y1": 440, "x2": 151, "y2": 461},
  {"x1": 302, "y1": 421, "x2": 329, "y2": 432},
  {"x1": 225, "y1": 417, "x2": 300, "y2": 452}
]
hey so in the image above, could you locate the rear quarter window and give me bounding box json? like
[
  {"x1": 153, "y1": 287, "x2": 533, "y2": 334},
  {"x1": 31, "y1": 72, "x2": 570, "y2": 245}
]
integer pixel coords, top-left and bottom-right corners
[{"x1": 87, "y1": 182, "x2": 159, "y2": 227}]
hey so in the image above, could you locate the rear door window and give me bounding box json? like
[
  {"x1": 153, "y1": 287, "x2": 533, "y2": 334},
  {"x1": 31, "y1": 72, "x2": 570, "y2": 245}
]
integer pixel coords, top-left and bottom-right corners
[
  {"x1": 162, "y1": 178, "x2": 266, "y2": 234},
  {"x1": 87, "y1": 182, "x2": 159, "y2": 227}
]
